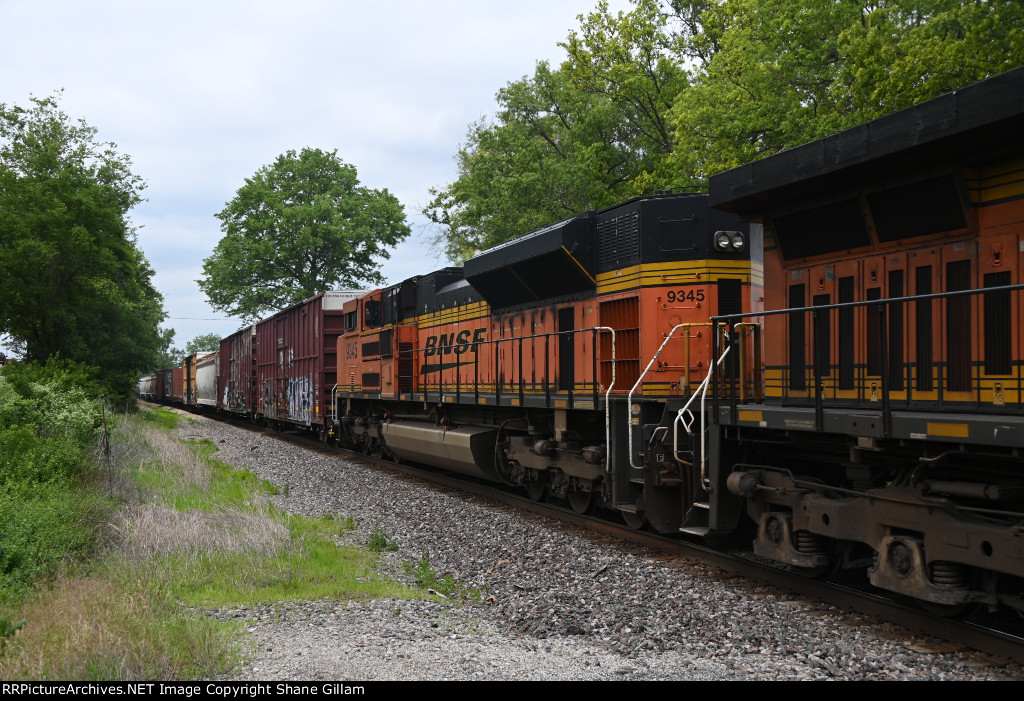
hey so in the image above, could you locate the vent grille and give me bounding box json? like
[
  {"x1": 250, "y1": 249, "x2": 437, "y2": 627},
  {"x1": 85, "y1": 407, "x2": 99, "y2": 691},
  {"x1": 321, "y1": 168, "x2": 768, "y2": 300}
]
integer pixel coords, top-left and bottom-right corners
[
  {"x1": 915, "y1": 266, "x2": 933, "y2": 391},
  {"x1": 599, "y1": 296, "x2": 640, "y2": 389},
  {"x1": 597, "y1": 212, "x2": 640, "y2": 271},
  {"x1": 788, "y1": 284, "x2": 806, "y2": 390},
  {"x1": 984, "y1": 271, "x2": 1011, "y2": 375},
  {"x1": 946, "y1": 260, "x2": 972, "y2": 392}
]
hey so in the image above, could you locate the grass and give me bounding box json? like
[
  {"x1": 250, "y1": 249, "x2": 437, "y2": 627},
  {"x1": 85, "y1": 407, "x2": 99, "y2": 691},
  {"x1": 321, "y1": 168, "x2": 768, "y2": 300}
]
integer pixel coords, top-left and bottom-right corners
[
  {"x1": 368, "y1": 524, "x2": 400, "y2": 552},
  {"x1": 402, "y1": 553, "x2": 482, "y2": 601},
  {"x1": 0, "y1": 405, "x2": 422, "y2": 680}
]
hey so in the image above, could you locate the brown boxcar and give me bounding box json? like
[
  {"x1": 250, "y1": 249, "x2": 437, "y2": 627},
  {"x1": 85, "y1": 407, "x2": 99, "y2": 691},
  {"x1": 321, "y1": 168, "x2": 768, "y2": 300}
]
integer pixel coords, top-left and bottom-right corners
[
  {"x1": 171, "y1": 366, "x2": 184, "y2": 403},
  {"x1": 219, "y1": 325, "x2": 257, "y2": 417},
  {"x1": 255, "y1": 291, "x2": 362, "y2": 433},
  {"x1": 154, "y1": 368, "x2": 172, "y2": 402}
]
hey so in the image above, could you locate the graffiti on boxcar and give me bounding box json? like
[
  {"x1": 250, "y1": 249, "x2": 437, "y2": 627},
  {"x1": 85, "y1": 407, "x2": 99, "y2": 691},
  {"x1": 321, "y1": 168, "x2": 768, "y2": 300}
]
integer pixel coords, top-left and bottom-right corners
[
  {"x1": 287, "y1": 375, "x2": 314, "y2": 424},
  {"x1": 262, "y1": 381, "x2": 275, "y2": 418},
  {"x1": 224, "y1": 382, "x2": 247, "y2": 412}
]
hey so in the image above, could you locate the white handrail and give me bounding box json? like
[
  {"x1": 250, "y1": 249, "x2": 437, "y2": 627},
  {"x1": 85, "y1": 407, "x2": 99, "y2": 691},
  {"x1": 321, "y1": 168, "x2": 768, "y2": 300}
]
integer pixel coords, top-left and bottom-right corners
[
  {"x1": 673, "y1": 344, "x2": 731, "y2": 467},
  {"x1": 626, "y1": 324, "x2": 695, "y2": 469}
]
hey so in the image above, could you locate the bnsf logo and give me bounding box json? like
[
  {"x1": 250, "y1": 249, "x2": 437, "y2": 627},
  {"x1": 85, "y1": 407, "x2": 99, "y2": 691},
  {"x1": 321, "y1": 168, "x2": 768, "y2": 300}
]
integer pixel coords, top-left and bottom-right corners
[{"x1": 424, "y1": 328, "x2": 486, "y2": 356}]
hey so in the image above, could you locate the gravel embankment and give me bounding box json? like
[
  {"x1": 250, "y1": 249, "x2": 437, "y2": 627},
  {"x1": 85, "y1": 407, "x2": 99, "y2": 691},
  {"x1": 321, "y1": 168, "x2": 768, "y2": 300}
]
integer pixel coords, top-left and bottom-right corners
[{"x1": 176, "y1": 414, "x2": 1023, "y2": 681}]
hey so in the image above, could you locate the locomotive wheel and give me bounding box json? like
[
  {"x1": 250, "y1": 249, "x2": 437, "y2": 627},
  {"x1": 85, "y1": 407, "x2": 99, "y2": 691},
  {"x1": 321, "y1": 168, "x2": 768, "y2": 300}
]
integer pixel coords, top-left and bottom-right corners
[
  {"x1": 792, "y1": 539, "x2": 842, "y2": 580},
  {"x1": 525, "y1": 479, "x2": 547, "y2": 502},
  {"x1": 620, "y1": 509, "x2": 647, "y2": 530},
  {"x1": 793, "y1": 559, "x2": 839, "y2": 579},
  {"x1": 567, "y1": 488, "x2": 596, "y2": 515}
]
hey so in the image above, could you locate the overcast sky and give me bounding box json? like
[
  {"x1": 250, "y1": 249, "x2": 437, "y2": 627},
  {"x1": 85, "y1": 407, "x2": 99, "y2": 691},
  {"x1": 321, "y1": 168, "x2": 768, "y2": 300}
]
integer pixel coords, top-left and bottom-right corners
[{"x1": 2, "y1": 0, "x2": 632, "y2": 350}]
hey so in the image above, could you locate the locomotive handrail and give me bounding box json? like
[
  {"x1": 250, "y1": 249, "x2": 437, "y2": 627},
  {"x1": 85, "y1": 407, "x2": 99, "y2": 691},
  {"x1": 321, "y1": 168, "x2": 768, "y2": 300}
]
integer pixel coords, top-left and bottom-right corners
[
  {"x1": 596, "y1": 326, "x2": 616, "y2": 472},
  {"x1": 394, "y1": 325, "x2": 618, "y2": 412},
  {"x1": 673, "y1": 334, "x2": 733, "y2": 490},
  {"x1": 710, "y1": 282, "x2": 1024, "y2": 323},
  {"x1": 627, "y1": 322, "x2": 727, "y2": 470},
  {"x1": 709, "y1": 282, "x2": 1024, "y2": 426}
]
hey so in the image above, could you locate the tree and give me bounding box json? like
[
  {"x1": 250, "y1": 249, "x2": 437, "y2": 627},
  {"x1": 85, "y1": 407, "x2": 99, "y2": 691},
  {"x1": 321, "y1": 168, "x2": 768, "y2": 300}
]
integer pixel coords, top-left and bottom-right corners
[
  {"x1": 837, "y1": 0, "x2": 1024, "y2": 118},
  {"x1": 151, "y1": 326, "x2": 184, "y2": 371},
  {"x1": 666, "y1": 0, "x2": 1024, "y2": 181},
  {"x1": 184, "y1": 332, "x2": 222, "y2": 355},
  {"x1": 0, "y1": 94, "x2": 165, "y2": 404},
  {"x1": 199, "y1": 148, "x2": 411, "y2": 322},
  {"x1": 560, "y1": 0, "x2": 694, "y2": 193},
  {"x1": 425, "y1": 0, "x2": 700, "y2": 261},
  {"x1": 425, "y1": 64, "x2": 640, "y2": 260}
]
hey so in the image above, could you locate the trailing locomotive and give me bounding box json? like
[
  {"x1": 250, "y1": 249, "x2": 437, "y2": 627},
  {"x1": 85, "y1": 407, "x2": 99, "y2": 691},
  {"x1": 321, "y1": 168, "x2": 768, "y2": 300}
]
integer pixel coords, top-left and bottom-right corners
[{"x1": 141, "y1": 66, "x2": 1024, "y2": 615}]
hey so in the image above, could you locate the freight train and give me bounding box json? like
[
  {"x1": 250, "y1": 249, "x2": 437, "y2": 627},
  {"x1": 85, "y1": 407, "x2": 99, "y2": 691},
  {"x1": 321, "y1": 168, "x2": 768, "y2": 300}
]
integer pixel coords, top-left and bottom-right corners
[{"x1": 142, "y1": 66, "x2": 1024, "y2": 615}]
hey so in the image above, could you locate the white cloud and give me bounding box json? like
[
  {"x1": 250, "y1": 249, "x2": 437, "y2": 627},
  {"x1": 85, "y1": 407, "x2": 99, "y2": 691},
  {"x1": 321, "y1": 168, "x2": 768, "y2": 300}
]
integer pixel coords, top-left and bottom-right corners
[{"x1": 1, "y1": 0, "x2": 633, "y2": 349}]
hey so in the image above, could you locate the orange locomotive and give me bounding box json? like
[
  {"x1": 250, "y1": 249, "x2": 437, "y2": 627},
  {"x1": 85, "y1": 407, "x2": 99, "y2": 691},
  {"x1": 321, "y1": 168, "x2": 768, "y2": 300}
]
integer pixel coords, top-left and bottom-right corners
[
  {"x1": 709, "y1": 66, "x2": 1024, "y2": 612},
  {"x1": 333, "y1": 193, "x2": 760, "y2": 531}
]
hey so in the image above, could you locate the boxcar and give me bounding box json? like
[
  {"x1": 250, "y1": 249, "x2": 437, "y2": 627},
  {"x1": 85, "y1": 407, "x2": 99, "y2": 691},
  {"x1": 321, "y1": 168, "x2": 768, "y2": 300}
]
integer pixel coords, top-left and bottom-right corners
[
  {"x1": 255, "y1": 290, "x2": 363, "y2": 433},
  {"x1": 219, "y1": 325, "x2": 257, "y2": 417}
]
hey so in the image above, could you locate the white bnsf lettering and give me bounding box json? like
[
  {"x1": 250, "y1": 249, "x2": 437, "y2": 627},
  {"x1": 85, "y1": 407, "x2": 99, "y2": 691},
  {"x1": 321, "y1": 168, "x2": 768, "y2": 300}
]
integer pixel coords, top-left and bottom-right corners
[{"x1": 424, "y1": 328, "x2": 486, "y2": 357}]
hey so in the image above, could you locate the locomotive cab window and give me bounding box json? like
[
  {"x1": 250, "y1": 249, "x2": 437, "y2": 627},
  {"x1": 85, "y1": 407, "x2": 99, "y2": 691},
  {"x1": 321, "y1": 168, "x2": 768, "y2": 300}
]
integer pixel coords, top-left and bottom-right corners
[{"x1": 344, "y1": 310, "x2": 358, "y2": 332}]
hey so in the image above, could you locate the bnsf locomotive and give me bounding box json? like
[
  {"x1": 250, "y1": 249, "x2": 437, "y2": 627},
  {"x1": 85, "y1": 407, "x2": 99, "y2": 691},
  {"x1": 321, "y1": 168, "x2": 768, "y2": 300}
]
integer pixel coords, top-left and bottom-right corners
[
  {"x1": 142, "y1": 66, "x2": 1024, "y2": 614},
  {"x1": 707, "y1": 66, "x2": 1024, "y2": 613}
]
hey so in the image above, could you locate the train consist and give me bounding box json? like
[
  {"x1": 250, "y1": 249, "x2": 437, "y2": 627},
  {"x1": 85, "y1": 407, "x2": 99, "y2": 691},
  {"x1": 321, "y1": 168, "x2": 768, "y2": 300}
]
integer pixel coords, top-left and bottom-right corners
[{"x1": 142, "y1": 66, "x2": 1024, "y2": 615}]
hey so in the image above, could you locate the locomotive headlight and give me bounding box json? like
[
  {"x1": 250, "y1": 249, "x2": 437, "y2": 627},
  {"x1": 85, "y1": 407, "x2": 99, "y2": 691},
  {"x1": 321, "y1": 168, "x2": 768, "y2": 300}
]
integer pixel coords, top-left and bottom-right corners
[
  {"x1": 730, "y1": 232, "x2": 745, "y2": 251},
  {"x1": 714, "y1": 231, "x2": 732, "y2": 251}
]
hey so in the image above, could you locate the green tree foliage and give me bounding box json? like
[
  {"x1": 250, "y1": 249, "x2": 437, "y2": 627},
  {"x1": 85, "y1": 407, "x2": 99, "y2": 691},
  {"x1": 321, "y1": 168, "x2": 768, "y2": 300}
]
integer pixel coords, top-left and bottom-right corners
[
  {"x1": 428, "y1": 0, "x2": 1024, "y2": 256},
  {"x1": 0, "y1": 95, "x2": 165, "y2": 405},
  {"x1": 561, "y1": 0, "x2": 696, "y2": 193},
  {"x1": 184, "y1": 332, "x2": 222, "y2": 356},
  {"x1": 425, "y1": 0, "x2": 691, "y2": 261},
  {"x1": 667, "y1": 0, "x2": 1024, "y2": 180},
  {"x1": 0, "y1": 363, "x2": 104, "y2": 596},
  {"x1": 151, "y1": 326, "x2": 184, "y2": 371},
  {"x1": 425, "y1": 65, "x2": 639, "y2": 260},
  {"x1": 838, "y1": 0, "x2": 1024, "y2": 117},
  {"x1": 200, "y1": 148, "x2": 411, "y2": 322}
]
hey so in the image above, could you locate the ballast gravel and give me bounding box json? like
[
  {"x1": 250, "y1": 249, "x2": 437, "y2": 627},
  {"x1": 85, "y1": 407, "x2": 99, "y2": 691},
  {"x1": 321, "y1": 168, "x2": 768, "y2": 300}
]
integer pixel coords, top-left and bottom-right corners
[{"x1": 174, "y1": 414, "x2": 1023, "y2": 681}]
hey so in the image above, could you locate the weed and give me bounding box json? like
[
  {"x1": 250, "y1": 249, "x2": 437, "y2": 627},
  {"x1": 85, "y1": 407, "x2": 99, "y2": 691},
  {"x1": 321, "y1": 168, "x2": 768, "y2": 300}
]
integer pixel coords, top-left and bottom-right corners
[
  {"x1": 367, "y1": 525, "x2": 399, "y2": 552},
  {"x1": 0, "y1": 611, "x2": 25, "y2": 653},
  {"x1": 402, "y1": 553, "x2": 480, "y2": 600}
]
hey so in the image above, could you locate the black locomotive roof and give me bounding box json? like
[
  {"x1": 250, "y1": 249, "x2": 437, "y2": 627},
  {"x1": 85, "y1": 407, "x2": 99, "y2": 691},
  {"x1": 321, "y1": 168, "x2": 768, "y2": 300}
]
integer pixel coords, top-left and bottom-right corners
[
  {"x1": 463, "y1": 212, "x2": 597, "y2": 310},
  {"x1": 710, "y1": 66, "x2": 1024, "y2": 217}
]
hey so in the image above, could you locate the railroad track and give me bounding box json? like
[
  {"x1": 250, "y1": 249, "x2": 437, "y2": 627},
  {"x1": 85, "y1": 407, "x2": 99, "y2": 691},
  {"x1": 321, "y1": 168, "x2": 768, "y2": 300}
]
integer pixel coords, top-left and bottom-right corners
[{"x1": 218, "y1": 416, "x2": 1024, "y2": 665}]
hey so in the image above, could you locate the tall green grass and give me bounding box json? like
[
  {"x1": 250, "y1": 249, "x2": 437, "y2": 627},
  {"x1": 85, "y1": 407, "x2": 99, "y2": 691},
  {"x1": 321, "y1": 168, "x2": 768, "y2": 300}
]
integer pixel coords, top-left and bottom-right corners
[{"x1": 0, "y1": 404, "x2": 420, "y2": 680}]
